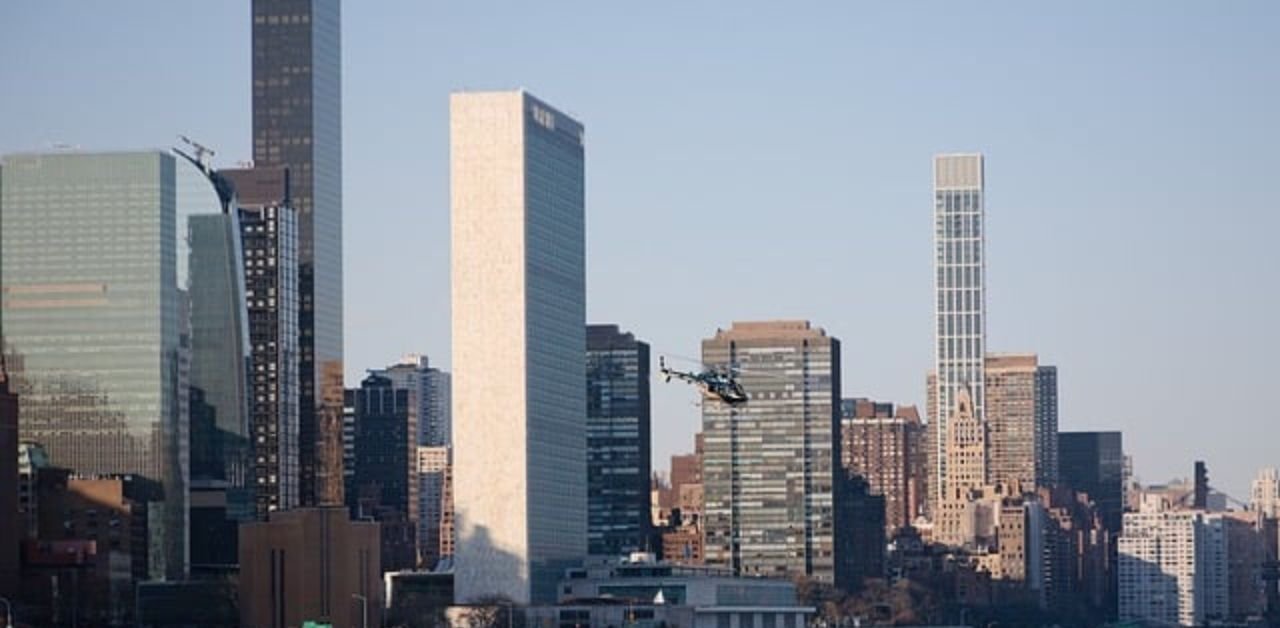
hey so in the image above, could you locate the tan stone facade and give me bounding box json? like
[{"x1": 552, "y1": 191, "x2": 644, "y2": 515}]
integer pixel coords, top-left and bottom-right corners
[
  {"x1": 928, "y1": 353, "x2": 1058, "y2": 518},
  {"x1": 986, "y1": 353, "x2": 1057, "y2": 493},
  {"x1": 934, "y1": 389, "x2": 995, "y2": 547},
  {"x1": 239, "y1": 507, "x2": 381, "y2": 628},
  {"x1": 660, "y1": 433, "x2": 704, "y2": 566},
  {"x1": 416, "y1": 445, "x2": 453, "y2": 568},
  {"x1": 661, "y1": 526, "x2": 704, "y2": 565}
]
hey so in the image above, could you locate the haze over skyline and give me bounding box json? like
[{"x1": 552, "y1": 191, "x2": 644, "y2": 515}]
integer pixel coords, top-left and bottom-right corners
[{"x1": 2, "y1": 1, "x2": 1277, "y2": 497}]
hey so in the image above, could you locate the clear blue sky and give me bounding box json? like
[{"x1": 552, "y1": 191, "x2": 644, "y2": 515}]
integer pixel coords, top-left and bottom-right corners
[{"x1": 2, "y1": 2, "x2": 1277, "y2": 498}]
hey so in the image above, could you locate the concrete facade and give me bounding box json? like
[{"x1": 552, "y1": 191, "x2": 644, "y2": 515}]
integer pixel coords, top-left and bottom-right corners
[
  {"x1": 1250, "y1": 467, "x2": 1280, "y2": 518},
  {"x1": 451, "y1": 90, "x2": 586, "y2": 603},
  {"x1": 239, "y1": 507, "x2": 381, "y2": 628},
  {"x1": 1118, "y1": 504, "x2": 1228, "y2": 626},
  {"x1": 534, "y1": 559, "x2": 816, "y2": 628}
]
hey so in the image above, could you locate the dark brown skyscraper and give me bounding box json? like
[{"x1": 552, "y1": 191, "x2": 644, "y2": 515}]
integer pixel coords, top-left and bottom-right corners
[
  {"x1": 223, "y1": 167, "x2": 301, "y2": 517},
  {"x1": 346, "y1": 371, "x2": 417, "y2": 571},
  {"x1": 252, "y1": 0, "x2": 343, "y2": 506}
]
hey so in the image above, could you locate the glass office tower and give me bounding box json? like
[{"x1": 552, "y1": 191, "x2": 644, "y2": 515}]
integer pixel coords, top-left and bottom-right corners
[
  {"x1": 175, "y1": 150, "x2": 257, "y2": 570},
  {"x1": 0, "y1": 151, "x2": 189, "y2": 579},
  {"x1": 221, "y1": 167, "x2": 300, "y2": 517},
  {"x1": 1059, "y1": 431, "x2": 1124, "y2": 533},
  {"x1": 252, "y1": 0, "x2": 343, "y2": 505},
  {"x1": 346, "y1": 372, "x2": 417, "y2": 521},
  {"x1": 585, "y1": 324, "x2": 652, "y2": 558},
  {"x1": 175, "y1": 152, "x2": 252, "y2": 500}
]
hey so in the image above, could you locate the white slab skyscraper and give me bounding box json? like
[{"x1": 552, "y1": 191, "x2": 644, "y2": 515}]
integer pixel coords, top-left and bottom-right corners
[{"x1": 450, "y1": 90, "x2": 587, "y2": 604}]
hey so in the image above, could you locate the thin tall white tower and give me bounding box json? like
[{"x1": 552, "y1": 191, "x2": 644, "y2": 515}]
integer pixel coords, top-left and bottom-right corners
[{"x1": 932, "y1": 153, "x2": 986, "y2": 507}]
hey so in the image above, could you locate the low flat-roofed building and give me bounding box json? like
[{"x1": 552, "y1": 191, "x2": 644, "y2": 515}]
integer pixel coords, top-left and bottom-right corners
[
  {"x1": 447, "y1": 554, "x2": 814, "y2": 628},
  {"x1": 522, "y1": 603, "x2": 698, "y2": 628},
  {"x1": 558, "y1": 554, "x2": 813, "y2": 628},
  {"x1": 239, "y1": 506, "x2": 381, "y2": 628}
]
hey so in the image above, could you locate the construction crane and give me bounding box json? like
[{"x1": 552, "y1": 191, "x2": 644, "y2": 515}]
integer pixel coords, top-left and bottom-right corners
[
  {"x1": 1168, "y1": 461, "x2": 1251, "y2": 511},
  {"x1": 173, "y1": 136, "x2": 236, "y2": 213},
  {"x1": 178, "y1": 135, "x2": 215, "y2": 166}
]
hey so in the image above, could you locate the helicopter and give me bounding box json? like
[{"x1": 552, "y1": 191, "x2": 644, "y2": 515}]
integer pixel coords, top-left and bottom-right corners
[{"x1": 659, "y1": 356, "x2": 749, "y2": 406}]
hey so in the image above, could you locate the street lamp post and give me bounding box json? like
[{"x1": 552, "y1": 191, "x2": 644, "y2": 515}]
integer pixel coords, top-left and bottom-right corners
[
  {"x1": 352, "y1": 593, "x2": 368, "y2": 628},
  {"x1": 0, "y1": 596, "x2": 13, "y2": 628}
]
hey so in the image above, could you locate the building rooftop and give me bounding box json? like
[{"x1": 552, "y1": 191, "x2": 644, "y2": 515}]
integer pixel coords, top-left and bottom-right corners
[
  {"x1": 708, "y1": 320, "x2": 828, "y2": 341},
  {"x1": 984, "y1": 352, "x2": 1039, "y2": 370}
]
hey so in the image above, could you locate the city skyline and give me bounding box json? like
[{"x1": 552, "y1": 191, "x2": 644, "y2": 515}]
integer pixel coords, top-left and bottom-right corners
[{"x1": 2, "y1": 2, "x2": 1278, "y2": 499}]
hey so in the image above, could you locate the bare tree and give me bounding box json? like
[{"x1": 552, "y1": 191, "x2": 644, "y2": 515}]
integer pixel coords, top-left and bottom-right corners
[{"x1": 456, "y1": 596, "x2": 525, "y2": 628}]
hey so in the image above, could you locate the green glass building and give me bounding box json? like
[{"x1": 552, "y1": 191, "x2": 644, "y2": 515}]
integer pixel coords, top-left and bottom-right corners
[{"x1": 1, "y1": 151, "x2": 189, "y2": 579}]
